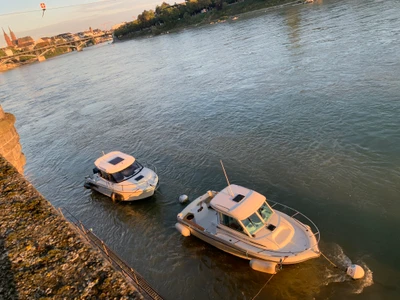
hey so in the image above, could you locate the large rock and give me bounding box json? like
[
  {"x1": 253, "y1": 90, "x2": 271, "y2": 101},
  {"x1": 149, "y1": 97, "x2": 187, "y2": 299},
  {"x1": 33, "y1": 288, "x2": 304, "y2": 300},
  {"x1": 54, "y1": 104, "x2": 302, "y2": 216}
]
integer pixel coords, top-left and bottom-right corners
[{"x1": 0, "y1": 105, "x2": 25, "y2": 174}]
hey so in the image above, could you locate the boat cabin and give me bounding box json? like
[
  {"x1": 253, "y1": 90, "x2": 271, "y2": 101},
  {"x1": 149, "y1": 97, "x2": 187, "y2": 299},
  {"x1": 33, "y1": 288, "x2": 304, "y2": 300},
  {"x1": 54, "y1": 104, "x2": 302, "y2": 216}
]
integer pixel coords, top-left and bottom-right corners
[
  {"x1": 210, "y1": 184, "x2": 275, "y2": 237},
  {"x1": 94, "y1": 151, "x2": 143, "y2": 183}
]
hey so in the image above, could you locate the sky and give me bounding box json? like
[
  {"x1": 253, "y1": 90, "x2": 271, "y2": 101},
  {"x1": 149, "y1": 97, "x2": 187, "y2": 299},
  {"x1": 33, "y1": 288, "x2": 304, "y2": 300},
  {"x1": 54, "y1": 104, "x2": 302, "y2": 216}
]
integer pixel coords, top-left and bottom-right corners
[{"x1": 0, "y1": 0, "x2": 161, "y2": 47}]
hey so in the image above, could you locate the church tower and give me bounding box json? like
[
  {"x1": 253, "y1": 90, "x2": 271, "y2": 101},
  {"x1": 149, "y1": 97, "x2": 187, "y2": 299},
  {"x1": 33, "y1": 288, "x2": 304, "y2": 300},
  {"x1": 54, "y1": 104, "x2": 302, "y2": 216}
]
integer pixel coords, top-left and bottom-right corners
[
  {"x1": 2, "y1": 27, "x2": 13, "y2": 47},
  {"x1": 8, "y1": 26, "x2": 17, "y2": 45}
]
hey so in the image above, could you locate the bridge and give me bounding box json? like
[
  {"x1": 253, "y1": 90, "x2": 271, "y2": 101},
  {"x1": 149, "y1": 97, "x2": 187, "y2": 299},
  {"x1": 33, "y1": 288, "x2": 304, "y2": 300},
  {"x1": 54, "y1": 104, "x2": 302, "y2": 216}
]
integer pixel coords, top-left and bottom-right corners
[{"x1": 0, "y1": 34, "x2": 110, "y2": 67}]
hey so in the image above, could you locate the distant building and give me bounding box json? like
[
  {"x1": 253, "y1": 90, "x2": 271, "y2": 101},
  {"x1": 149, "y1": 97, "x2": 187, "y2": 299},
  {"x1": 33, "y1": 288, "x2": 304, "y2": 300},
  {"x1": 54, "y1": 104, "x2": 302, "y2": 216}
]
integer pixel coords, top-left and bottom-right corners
[
  {"x1": 77, "y1": 32, "x2": 86, "y2": 39},
  {"x1": 35, "y1": 38, "x2": 51, "y2": 48},
  {"x1": 84, "y1": 30, "x2": 94, "y2": 37},
  {"x1": 17, "y1": 36, "x2": 35, "y2": 49},
  {"x1": 9, "y1": 27, "x2": 17, "y2": 45},
  {"x1": 2, "y1": 27, "x2": 19, "y2": 47},
  {"x1": 2, "y1": 27, "x2": 13, "y2": 47},
  {"x1": 40, "y1": 37, "x2": 52, "y2": 43},
  {"x1": 0, "y1": 47, "x2": 13, "y2": 56},
  {"x1": 56, "y1": 33, "x2": 74, "y2": 41}
]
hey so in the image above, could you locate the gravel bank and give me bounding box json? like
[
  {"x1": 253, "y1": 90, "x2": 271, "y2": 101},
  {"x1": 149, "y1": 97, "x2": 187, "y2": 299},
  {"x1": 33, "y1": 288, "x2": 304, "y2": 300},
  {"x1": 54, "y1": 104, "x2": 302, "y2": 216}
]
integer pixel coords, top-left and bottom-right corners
[{"x1": 0, "y1": 155, "x2": 143, "y2": 299}]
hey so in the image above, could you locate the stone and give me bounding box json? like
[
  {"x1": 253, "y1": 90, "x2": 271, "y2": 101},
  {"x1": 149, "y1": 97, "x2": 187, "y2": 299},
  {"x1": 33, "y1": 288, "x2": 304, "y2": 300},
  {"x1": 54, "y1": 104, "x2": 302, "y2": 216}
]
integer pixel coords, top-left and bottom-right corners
[{"x1": 0, "y1": 106, "x2": 25, "y2": 174}]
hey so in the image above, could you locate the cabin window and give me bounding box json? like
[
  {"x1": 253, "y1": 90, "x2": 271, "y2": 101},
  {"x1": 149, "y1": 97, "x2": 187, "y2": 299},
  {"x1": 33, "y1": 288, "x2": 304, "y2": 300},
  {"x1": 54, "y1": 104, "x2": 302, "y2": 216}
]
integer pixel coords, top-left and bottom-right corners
[
  {"x1": 107, "y1": 174, "x2": 116, "y2": 183},
  {"x1": 241, "y1": 213, "x2": 264, "y2": 235},
  {"x1": 100, "y1": 171, "x2": 116, "y2": 183},
  {"x1": 111, "y1": 161, "x2": 143, "y2": 183},
  {"x1": 219, "y1": 213, "x2": 244, "y2": 233},
  {"x1": 258, "y1": 202, "x2": 273, "y2": 223},
  {"x1": 112, "y1": 172, "x2": 124, "y2": 183}
]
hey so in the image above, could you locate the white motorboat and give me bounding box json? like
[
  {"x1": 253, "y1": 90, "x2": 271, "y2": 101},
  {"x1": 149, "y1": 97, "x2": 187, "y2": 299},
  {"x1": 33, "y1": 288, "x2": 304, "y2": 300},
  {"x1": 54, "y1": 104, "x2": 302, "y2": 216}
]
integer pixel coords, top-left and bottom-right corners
[
  {"x1": 175, "y1": 184, "x2": 320, "y2": 273},
  {"x1": 84, "y1": 151, "x2": 159, "y2": 201}
]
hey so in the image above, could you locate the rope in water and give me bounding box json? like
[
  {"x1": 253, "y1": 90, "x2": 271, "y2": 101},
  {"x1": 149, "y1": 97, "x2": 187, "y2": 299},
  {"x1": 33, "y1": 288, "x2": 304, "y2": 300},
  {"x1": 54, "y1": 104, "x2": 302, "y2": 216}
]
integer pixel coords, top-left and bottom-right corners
[
  {"x1": 251, "y1": 252, "x2": 340, "y2": 299},
  {"x1": 320, "y1": 251, "x2": 339, "y2": 268},
  {"x1": 251, "y1": 256, "x2": 288, "y2": 300},
  {"x1": 251, "y1": 251, "x2": 350, "y2": 299},
  {"x1": 251, "y1": 273, "x2": 276, "y2": 300}
]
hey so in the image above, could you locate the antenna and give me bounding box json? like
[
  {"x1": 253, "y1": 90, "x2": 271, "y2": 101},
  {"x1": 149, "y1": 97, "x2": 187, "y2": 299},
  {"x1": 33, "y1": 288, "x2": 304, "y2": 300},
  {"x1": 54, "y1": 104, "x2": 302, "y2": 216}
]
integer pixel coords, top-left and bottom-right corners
[{"x1": 220, "y1": 160, "x2": 234, "y2": 197}]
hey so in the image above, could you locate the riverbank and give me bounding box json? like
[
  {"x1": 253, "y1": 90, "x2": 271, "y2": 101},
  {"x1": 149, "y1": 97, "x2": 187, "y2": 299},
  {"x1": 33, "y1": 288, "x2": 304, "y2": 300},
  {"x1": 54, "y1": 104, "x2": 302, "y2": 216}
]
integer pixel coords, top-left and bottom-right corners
[
  {"x1": 0, "y1": 36, "x2": 112, "y2": 73},
  {"x1": 0, "y1": 51, "x2": 70, "y2": 73},
  {"x1": 114, "y1": 0, "x2": 302, "y2": 42},
  {"x1": 0, "y1": 155, "x2": 143, "y2": 299}
]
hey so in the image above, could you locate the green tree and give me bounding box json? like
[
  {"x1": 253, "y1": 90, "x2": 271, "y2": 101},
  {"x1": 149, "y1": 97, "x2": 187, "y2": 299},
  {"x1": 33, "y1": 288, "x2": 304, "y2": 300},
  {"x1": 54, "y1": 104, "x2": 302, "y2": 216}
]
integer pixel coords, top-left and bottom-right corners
[
  {"x1": 137, "y1": 10, "x2": 156, "y2": 28},
  {"x1": 155, "y1": 2, "x2": 170, "y2": 15}
]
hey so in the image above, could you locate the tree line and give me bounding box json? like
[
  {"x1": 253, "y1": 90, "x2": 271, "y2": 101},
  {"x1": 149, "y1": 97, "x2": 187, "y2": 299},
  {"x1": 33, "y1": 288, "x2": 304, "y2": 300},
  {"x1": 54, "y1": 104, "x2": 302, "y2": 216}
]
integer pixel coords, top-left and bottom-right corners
[{"x1": 114, "y1": 0, "x2": 246, "y2": 39}]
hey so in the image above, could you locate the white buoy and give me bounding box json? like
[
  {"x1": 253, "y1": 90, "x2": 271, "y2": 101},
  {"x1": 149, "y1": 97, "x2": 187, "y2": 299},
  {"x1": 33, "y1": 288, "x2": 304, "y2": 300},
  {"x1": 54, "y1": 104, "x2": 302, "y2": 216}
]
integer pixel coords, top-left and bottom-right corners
[
  {"x1": 346, "y1": 264, "x2": 365, "y2": 279},
  {"x1": 179, "y1": 194, "x2": 189, "y2": 204},
  {"x1": 175, "y1": 223, "x2": 190, "y2": 237},
  {"x1": 249, "y1": 259, "x2": 278, "y2": 274}
]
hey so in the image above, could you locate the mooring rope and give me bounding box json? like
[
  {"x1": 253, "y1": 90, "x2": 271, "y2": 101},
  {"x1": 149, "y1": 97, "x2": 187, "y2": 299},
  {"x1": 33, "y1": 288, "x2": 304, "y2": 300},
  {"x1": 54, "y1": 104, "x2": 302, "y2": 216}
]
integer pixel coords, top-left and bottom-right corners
[
  {"x1": 251, "y1": 273, "x2": 276, "y2": 300},
  {"x1": 320, "y1": 251, "x2": 339, "y2": 268},
  {"x1": 251, "y1": 256, "x2": 287, "y2": 300}
]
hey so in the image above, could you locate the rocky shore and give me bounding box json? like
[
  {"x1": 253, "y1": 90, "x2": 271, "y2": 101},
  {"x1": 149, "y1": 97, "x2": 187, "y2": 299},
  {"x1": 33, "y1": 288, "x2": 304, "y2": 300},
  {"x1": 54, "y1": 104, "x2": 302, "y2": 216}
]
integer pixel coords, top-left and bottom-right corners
[{"x1": 0, "y1": 155, "x2": 144, "y2": 299}]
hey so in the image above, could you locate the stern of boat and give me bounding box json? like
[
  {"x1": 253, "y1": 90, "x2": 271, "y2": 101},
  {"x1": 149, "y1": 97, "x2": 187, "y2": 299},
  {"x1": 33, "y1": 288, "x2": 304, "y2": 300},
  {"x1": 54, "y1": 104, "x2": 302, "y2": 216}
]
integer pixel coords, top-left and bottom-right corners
[{"x1": 176, "y1": 191, "x2": 217, "y2": 234}]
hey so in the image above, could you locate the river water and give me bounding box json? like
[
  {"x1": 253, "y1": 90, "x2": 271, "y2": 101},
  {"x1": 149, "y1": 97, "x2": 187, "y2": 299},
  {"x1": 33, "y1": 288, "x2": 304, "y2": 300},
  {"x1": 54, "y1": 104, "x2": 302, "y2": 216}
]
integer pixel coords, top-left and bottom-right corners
[{"x1": 1, "y1": 0, "x2": 400, "y2": 299}]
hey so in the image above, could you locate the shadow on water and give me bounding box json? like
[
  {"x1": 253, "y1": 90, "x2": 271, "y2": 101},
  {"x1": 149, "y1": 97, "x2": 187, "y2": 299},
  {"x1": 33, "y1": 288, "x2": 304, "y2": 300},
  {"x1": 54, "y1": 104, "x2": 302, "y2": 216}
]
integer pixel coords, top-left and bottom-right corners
[
  {"x1": 84, "y1": 189, "x2": 166, "y2": 234},
  {"x1": 0, "y1": 237, "x2": 18, "y2": 300}
]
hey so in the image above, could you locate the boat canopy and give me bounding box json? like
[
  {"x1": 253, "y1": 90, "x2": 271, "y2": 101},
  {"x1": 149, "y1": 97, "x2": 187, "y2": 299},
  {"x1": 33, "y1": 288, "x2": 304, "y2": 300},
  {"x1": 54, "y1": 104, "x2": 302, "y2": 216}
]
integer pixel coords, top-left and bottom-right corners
[
  {"x1": 94, "y1": 151, "x2": 136, "y2": 174},
  {"x1": 210, "y1": 184, "x2": 267, "y2": 220}
]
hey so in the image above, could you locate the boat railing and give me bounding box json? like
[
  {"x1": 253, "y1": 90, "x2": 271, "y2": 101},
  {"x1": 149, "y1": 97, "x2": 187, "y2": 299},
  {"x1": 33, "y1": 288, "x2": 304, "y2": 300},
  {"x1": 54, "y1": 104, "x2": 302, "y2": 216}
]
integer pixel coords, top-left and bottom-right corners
[{"x1": 266, "y1": 199, "x2": 321, "y2": 252}]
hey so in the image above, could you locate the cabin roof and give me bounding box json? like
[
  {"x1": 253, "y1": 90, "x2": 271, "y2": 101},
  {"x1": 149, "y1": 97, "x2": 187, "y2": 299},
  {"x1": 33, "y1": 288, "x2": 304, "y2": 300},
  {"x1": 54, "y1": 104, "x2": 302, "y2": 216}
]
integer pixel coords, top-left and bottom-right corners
[
  {"x1": 94, "y1": 151, "x2": 135, "y2": 174},
  {"x1": 210, "y1": 184, "x2": 267, "y2": 220}
]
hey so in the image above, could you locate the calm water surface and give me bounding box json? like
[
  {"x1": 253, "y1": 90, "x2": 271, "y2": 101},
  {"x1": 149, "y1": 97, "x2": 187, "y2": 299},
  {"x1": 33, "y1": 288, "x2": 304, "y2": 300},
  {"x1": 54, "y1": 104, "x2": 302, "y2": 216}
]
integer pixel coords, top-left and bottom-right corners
[{"x1": 2, "y1": 0, "x2": 400, "y2": 299}]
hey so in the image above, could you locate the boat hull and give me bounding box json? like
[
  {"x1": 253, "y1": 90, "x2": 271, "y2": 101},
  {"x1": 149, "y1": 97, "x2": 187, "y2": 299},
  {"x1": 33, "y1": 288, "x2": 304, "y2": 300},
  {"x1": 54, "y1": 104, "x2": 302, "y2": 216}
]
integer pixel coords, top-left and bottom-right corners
[
  {"x1": 176, "y1": 189, "x2": 320, "y2": 265},
  {"x1": 177, "y1": 219, "x2": 320, "y2": 264},
  {"x1": 85, "y1": 181, "x2": 157, "y2": 201},
  {"x1": 84, "y1": 170, "x2": 158, "y2": 202}
]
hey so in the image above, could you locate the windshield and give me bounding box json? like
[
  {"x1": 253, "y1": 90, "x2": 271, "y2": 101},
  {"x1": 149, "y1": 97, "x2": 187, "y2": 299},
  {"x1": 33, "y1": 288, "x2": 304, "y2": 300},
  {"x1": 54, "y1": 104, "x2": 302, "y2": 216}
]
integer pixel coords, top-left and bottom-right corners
[
  {"x1": 241, "y1": 213, "x2": 264, "y2": 235},
  {"x1": 258, "y1": 202, "x2": 273, "y2": 223},
  {"x1": 111, "y1": 161, "x2": 143, "y2": 183},
  {"x1": 219, "y1": 213, "x2": 245, "y2": 235}
]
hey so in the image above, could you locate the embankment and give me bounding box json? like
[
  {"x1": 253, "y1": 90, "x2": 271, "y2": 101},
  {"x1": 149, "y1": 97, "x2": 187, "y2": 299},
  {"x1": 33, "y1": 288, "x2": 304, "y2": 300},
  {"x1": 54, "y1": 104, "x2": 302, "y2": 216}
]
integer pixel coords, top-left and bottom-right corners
[{"x1": 0, "y1": 155, "x2": 144, "y2": 299}]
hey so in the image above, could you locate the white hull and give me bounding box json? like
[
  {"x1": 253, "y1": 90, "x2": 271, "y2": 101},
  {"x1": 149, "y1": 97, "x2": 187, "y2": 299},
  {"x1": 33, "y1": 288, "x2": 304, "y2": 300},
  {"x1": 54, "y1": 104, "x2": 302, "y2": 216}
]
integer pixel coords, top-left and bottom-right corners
[
  {"x1": 85, "y1": 165, "x2": 158, "y2": 202},
  {"x1": 178, "y1": 218, "x2": 320, "y2": 264},
  {"x1": 87, "y1": 182, "x2": 157, "y2": 201},
  {"x1": 176, "y1": 190, "x2": 320, "y2": 265}
]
